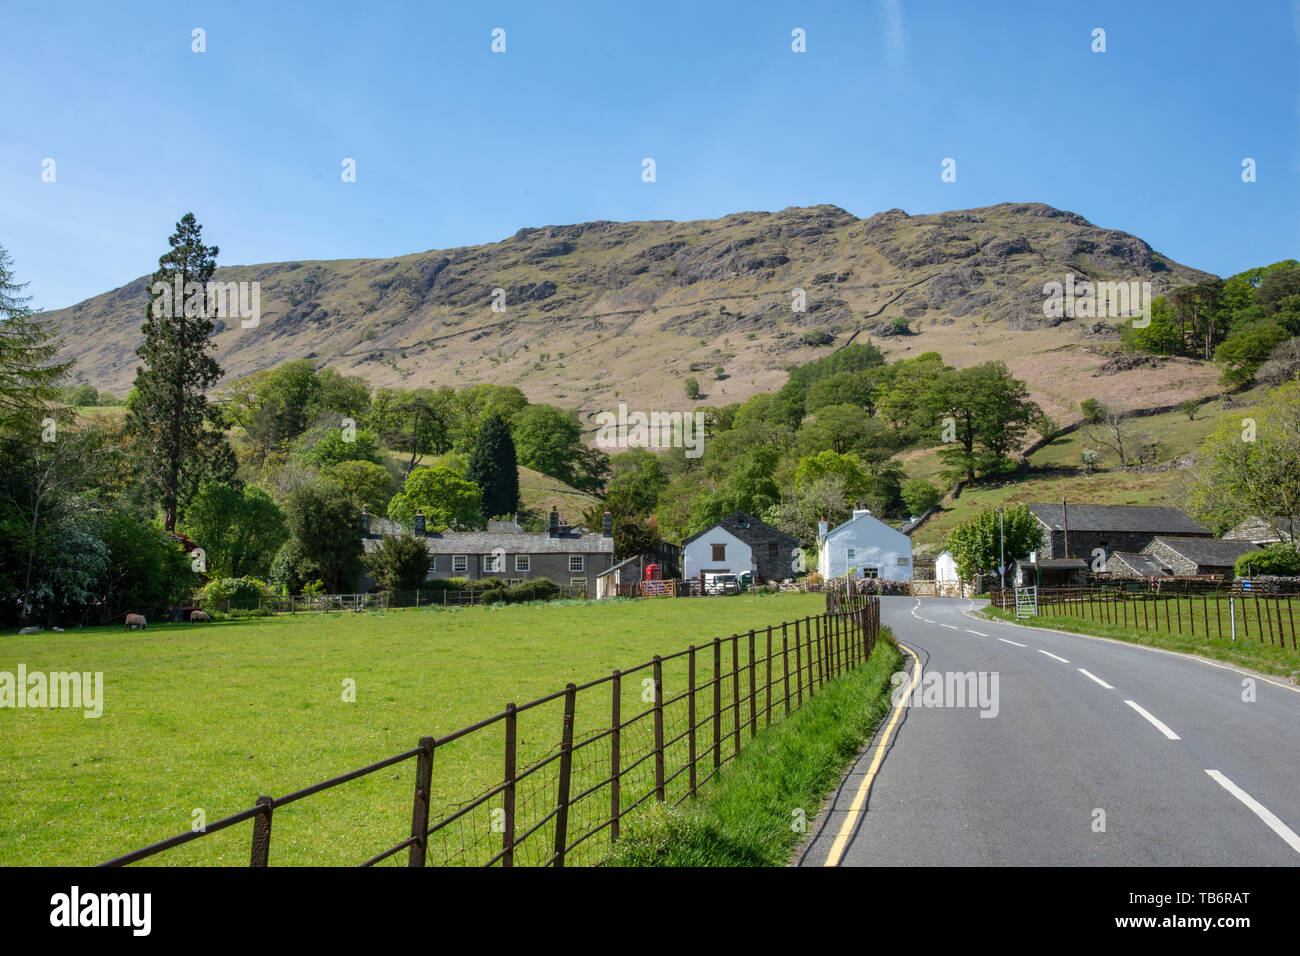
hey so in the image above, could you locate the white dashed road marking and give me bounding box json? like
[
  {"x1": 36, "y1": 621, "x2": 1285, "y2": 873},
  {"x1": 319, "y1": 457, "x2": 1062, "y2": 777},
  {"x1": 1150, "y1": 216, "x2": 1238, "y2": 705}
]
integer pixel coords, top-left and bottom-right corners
[
  {"x1": 1037, "y1": 649, "x2": 1070, "y2": 664},
  {"x1": 964, "y1": 629, "x2": 988, "y2": 637},
  {"x1": 1124, "y1": 700, "x2": 1180, "y2": 740},
  {"x1": 1077, "y1": 668, "x2": 1114, "y2": 690},
  {"x1": 1205, "y1": 770, "x2": 1300, "y2": 856},
  {"x1": 998, "y1": 638, "x2": 1027, "y2": 647}
]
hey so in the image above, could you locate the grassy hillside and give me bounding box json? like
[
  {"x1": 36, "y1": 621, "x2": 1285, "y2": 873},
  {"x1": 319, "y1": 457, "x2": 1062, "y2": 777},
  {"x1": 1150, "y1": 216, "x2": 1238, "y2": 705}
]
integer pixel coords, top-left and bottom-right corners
[
  {"x1": 47, "y1": 202, "x2": 1216, "y2": 429},
  {"x1": 905, "y1": 386, "x2": 1270, "y2": 551}
]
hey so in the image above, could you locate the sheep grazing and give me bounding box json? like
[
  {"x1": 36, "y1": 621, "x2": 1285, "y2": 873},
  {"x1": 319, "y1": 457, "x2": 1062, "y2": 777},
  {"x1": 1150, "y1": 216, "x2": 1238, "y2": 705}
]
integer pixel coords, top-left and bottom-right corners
[
  {"x1": 125, "y1": 613, "x2": 147, "y2": 630},
  {"x1": 190, "y1": 610, "x2": 211, "y2": 623}
]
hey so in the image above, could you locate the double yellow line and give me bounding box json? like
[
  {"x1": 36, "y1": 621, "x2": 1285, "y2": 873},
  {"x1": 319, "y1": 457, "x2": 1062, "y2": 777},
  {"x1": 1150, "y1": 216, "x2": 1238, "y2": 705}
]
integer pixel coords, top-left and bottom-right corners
[{"x1": 822, "y1": 641, "x2": 920, "y2": 867}]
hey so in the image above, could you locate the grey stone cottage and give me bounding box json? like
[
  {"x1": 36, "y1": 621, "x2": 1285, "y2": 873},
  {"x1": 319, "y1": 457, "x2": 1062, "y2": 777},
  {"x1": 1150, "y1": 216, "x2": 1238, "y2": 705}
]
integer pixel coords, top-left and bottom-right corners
[{"x1": 359, "y1": 506, "x2": 616, "y2": 593}]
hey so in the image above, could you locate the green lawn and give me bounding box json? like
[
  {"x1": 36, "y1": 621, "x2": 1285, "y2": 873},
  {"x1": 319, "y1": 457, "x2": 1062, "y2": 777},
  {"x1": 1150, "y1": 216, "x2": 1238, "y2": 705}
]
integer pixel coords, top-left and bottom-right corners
[{"x1": 1, "y1": 593, "x2": 828, "y2": 866}]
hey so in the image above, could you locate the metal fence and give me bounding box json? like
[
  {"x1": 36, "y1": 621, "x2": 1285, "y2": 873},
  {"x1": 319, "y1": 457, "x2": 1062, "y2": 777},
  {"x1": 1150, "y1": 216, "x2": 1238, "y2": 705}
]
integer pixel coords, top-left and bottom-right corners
[
  {"x1": 989, "y1": 587, "x2": 1298, "y2": 648},
  {"x1": 101, "y1": 594, "x2": 882, "y2": 867}
]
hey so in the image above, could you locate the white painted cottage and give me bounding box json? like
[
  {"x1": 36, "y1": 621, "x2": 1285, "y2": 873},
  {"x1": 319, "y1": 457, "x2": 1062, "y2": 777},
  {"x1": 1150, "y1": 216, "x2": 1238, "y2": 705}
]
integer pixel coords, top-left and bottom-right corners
[{"x1": 817, "y1": 510, "x2": 913, "y2": 582}]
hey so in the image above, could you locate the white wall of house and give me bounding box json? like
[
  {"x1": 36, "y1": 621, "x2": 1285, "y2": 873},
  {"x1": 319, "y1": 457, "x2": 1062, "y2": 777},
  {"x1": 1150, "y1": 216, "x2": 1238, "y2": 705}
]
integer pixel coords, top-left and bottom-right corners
[
  {"x1": 935, "y1": 550, "x2": 959, "y2": 583},
  {"x1": 817, "y1": 511, "x2": 913, "y2": 582},
  {"x1": 684, "y1": 526, "x2": 754, "y2": 580}
]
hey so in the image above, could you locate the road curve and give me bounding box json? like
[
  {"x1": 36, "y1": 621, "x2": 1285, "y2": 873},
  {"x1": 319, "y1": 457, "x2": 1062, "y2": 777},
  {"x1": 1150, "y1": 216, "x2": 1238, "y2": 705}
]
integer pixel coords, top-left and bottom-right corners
[{"x1": 799, "y1": 595, "x2": 1300, "y2": 866}]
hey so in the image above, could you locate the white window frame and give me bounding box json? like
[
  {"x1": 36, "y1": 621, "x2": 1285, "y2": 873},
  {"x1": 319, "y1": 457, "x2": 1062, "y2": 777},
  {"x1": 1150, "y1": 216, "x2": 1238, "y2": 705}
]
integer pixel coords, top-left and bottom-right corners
[
  {"x1": 861, "y1": 566, "x2": 879, "y2": 579},
  {"x1": 847, "y1": 548, "x2": 856, "y2": 562},
  {"x1": 484, "y1": 553, "x2": 502, "y2": 573},
  {"x1": 569, "y1": 556, "x2": 584, "y2": 573},
  {"x1": 569, "y1": 577, "x2": 587, "y2": 589},
  {"x1": 515, "y1": 555, "x2": 531, "y2": 572},
  {"x1": 452, "y1": 555, "x2": 468, "y2": 574}
]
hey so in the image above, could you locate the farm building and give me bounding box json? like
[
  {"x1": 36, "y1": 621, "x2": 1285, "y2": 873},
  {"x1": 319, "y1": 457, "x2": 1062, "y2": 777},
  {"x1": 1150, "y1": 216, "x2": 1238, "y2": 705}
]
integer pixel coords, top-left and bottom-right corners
[
  {"x1": 682, "y1": 512, "x2": 798, "y2": 584},
  {"x1": 1013, "y1": 557, "x2": 1089, "y2": 588},
  {"x1": 1223, "y1": 516, "x2": 1298, "y2": 547},
  {"x1": 817, "y1": 509, "x2": 912, "y2": 583},
  {"x1": 1140, "y1": 537, "x2": 1261, "y2": 578},
  {"x1": 359, "y1": 506, "x2": 616, "y2": 592},
  {"x1": 1025, "y1": 503, "x2": 1211, "y2": 566},
  {"x1": 1103, "y1": 552, "x2": 1172, "y2": 578}
]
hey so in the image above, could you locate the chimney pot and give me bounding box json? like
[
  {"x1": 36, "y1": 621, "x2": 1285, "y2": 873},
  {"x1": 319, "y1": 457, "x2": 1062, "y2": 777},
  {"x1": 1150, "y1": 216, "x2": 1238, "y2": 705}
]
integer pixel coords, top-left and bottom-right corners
[
  {"x1": 414, "y1": 508, "x2": 427, "y2": 537},
  {"x1": 602, "y1": 510, "x2": 613, "y2": 537}
]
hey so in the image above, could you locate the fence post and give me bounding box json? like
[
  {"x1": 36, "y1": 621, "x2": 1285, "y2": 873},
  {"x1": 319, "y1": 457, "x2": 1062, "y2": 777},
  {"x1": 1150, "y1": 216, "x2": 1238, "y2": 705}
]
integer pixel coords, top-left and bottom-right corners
[
  {"x1": 250, "y1": 795, "x2": 274, "y2": 867},
  {"x1": 712, "y1": 639, "x2": 722, "y2": 770},
  {"x1": 610, "y1": 671, "x2": 621, "y2": 841},
  {"x1": 687, "y1": 649, "x2": 697, "y2": 797},
  {"x1": 653, "y1": 657, "x2": 666, "y2": 802},
  {"x1": 731, "y1": 636, "x2": 741, "y2": 757},
  {"x1": 552, "y1": 683, "x2": 577, "y2": 867},
  {"x1": 404, "y1": 736, "x2": 436, "y2": 867},
  {"x1": 782, "y1": 623, "x2": 791, "y2": 715},
  {"x1": 764, "y1": 626, "x2": 773, "y2": 727},
  {"x1": 502, "y1": 709, "x2": 516, "y2": 865},
  {"x1": 748, "y1": 630, "x2": 757, "y2": 738},
  {"x1": 794, "y1": 619, "x2": 803, "y2": 707}
]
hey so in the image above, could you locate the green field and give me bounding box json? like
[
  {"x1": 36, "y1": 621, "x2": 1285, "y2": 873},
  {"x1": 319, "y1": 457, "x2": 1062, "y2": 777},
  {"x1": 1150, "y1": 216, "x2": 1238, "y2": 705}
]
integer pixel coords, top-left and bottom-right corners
[{"x1": 1, "y1": 593, "x2": 828, "y2": 866}]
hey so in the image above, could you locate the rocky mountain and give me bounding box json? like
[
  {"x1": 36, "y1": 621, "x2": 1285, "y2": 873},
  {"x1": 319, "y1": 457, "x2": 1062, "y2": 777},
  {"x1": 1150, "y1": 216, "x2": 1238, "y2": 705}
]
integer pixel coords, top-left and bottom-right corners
[{"x1": 46, "y1": 202, "x2": 1221, "y2": 427}]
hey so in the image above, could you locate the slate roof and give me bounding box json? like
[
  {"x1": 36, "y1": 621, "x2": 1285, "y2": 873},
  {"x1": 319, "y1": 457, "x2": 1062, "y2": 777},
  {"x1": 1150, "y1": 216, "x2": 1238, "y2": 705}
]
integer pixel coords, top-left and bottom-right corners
[
  {"x1": 1014, "y1": 558, "x2": 1089, "y2": 570},
  {"x1": 1147, "y1": 537, "x2": 1261, "y2": 567},
  {"x1": 682, "y1": 512, "x2": 797, "y2": 547},
  {"x1": 1026, "y1": 503, "x2": 1209, "y2": 535},
  {"x1": 1107, "y1": 552, "x2": 1170, "y2": 576},
  {"x1": 363, "y1": 516, "x2": 612, "y2": 555}
]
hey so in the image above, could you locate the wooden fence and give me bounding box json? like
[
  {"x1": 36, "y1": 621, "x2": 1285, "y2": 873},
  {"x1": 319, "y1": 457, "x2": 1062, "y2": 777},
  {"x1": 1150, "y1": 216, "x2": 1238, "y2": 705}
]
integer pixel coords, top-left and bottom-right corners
[{"x1": 101, "y1": 593, "x2": 882, "y2": 867}]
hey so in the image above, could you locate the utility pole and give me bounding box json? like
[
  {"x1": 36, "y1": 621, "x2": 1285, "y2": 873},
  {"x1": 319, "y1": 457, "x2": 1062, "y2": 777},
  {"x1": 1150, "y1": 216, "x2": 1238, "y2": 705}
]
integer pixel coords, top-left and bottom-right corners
[{"x1": 999, "y1": 507, "x2": 1006, "y2": 591}]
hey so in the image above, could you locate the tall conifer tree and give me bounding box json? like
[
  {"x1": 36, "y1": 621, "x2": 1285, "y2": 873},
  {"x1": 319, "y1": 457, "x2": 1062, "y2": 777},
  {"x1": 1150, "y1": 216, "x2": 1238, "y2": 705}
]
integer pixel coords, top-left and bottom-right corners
[
  {"x1": 466, "y1": 412, "x2": 519, "y2": 520},
  {"x1": 127, "y1": 213, "x2": 223, "y2": 531}
]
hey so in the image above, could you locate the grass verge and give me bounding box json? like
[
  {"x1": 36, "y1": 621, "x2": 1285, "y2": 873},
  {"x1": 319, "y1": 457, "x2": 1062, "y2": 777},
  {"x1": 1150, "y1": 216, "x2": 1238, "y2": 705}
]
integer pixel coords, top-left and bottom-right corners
[
  {"x1": 605, "y1": 630, "x2": 902, "y2": 866},
  {"x1": 980, "y1": 606, "x2": 1300, "y2": 683}
]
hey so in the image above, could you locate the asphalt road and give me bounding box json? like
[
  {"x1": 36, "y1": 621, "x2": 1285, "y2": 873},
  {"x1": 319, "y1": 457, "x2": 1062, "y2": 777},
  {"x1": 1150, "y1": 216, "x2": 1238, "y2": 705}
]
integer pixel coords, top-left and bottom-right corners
[{"x1": 799, "y1": 595, "x2": 1300, "y2": 866}]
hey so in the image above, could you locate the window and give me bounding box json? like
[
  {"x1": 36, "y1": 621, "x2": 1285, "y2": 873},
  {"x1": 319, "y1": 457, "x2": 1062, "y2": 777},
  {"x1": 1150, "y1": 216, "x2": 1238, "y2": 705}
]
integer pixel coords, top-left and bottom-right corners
[
  {"x1": 570, "y1": 577, "x2": 587, "y2": 590},
  {"x1": 711, "y1": 544, "x2": 726, "y2": 562},
  {"x1": 767, "y1": 543, "x2": 779, "y2": 558},
  {"x1": 428, "y1": 555, "x2": 436, "y2": 572},
  {"x1": 847, "y1": 548, "x2": 856, "y2": 561},
  {"x1": 452, "y1": 555, "x2": 468, "y2": 573},
  {"x1": 505, "y1": 578, "x2": 524, "y2": 587},
  {"x1": 861, "y1": 566, "x2": 879, "y2": 579},
  {"x1": 569, "y1": 556, "x2": 585, "y2": 573},
  {"x1": 897, "y1": 556, "x2": 910, "y2": 566},
  {"x1": 484, "y1": 553, "x2": 502, "y2": 573},
  {"x1": 515, "y1": 555, "x2": 530, "y2": 572}
]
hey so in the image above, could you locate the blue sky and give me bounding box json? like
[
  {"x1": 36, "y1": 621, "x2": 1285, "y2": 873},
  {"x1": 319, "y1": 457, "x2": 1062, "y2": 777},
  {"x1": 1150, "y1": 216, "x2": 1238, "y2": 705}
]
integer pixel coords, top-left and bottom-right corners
[{"x1": 2, "y1": 0, "x2": 1298, "y2": 310}]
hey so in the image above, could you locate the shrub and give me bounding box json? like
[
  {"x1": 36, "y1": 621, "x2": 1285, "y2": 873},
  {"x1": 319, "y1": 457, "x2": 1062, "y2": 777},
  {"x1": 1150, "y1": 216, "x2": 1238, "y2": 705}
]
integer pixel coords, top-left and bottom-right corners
[
  {"x1": 801, "y1": 329, "x2": 833, "y2": 347},
  {"x1": 480, "y1": 579, "x2": 561, "y2": 605},
  {"x1": 1236, "y1": 543, "x2": 1300, "y2": 578},
  {"x1": 364, "y1": 534, "x2": 431, "y2": 591},
  {"x1": 201, "y1": 576, "x2": 270, "y2": 612}
]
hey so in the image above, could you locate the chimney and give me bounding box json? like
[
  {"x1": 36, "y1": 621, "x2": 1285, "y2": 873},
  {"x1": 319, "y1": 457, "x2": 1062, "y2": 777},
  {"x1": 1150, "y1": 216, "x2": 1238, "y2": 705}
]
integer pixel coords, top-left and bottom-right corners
[
  {"x1": 818, "y1": 516, "x2": 829, "y2": 541},
  {"x1": 414, "y1": 508, "x2": 426, "y2": 537},
  {"x1": 602, "y1": 510, "x2": 613, "y2": 538},
  {"x1": 549, "y1": 506, "x2": 559, "y2": 537},
  {"x1": 361, "y1": 504, "x2": 371, "y2": 537}
]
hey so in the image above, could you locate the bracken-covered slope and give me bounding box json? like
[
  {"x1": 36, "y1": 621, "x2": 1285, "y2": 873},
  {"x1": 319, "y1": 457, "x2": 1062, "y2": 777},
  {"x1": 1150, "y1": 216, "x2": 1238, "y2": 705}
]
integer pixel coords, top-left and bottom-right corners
[{"x1": 47, "y1": 202, "x2": 1220, "y2": 426}]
